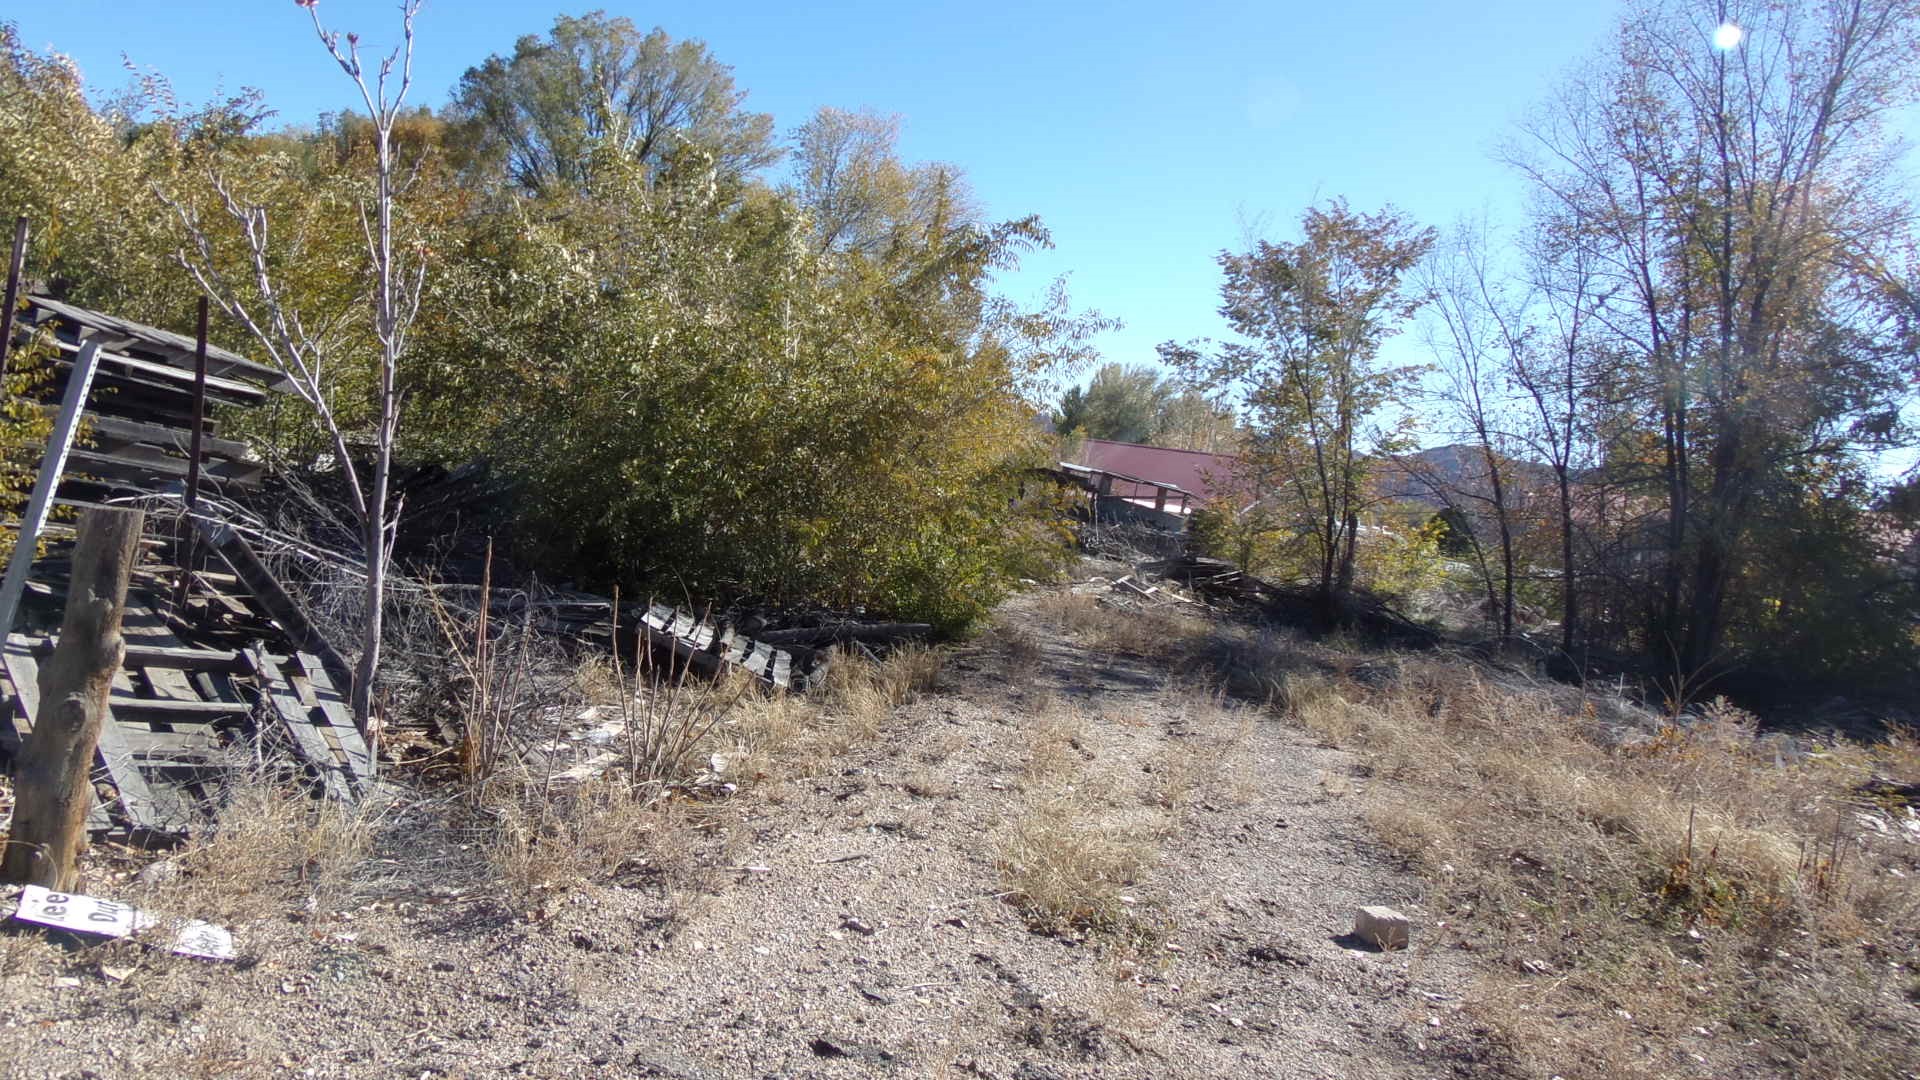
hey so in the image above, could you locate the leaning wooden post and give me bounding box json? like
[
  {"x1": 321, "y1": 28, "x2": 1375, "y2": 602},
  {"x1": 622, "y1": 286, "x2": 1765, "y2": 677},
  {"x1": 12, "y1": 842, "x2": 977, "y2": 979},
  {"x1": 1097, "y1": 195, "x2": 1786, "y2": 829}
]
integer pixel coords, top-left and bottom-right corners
[{"x1": 0, "y1": 507, "x2": 144, "y2": 889}]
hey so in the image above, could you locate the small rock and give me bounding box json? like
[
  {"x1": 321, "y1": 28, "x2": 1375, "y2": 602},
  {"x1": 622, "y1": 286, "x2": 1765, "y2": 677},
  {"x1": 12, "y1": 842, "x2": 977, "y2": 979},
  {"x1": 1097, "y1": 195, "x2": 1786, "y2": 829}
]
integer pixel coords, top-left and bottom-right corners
[
  {"x1": 1354, "y1": 905, "x2": 1411, "y2": 951},
  {"x1": 136, "y1": 860, "x2": 182, "y2": 886},
  {"x1": 858, "y1": 984, "x2": 896, "y2": 1005},
  {"x1": 841, "y1": 916, "x2": 876, "y2": 936},
  {"x1": 809, "y1": 1034, "x2": 896, "y2": 1063}
]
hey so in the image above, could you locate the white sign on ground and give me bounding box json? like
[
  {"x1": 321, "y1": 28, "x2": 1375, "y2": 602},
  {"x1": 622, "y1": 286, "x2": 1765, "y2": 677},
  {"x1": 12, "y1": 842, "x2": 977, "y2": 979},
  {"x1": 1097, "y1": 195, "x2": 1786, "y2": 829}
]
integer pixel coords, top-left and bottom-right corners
[{"x1": 12, "y1": 885, "x2": 235, "y2": 960}]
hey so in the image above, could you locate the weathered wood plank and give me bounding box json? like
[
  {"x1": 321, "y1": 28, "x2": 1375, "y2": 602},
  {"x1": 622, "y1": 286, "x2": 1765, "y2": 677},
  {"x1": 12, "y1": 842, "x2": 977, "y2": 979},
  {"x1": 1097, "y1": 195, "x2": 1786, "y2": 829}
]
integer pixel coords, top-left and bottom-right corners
[
  {"x1": 92, "y1": 720, "x2": 178, "y2": 834},
  {"x1": 196, "y1": 518, "x2": 357, "y2": 707},
  {"x1": 291, "y1": 653, "x2": 373, "y2": 784},
  {"x1": 244, "y1": 647, "x2": 352, "y2": 803},
  {"x1": 119, "y1": 645, "x2": 251, "y2": 674},
  {"x1": 103, "y1": 697, "x2": 251, "y2": 723},
  {"x1": 0, "y1": 340, "x2": 104, "y2": 636}
]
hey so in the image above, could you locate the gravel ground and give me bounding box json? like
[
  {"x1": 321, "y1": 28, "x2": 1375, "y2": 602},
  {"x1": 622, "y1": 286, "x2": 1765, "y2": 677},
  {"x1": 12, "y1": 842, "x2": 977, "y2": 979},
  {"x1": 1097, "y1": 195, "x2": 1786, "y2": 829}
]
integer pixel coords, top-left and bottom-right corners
[{"x1": 0, "y1": 588, "x2": 1503, "y2": 1079}]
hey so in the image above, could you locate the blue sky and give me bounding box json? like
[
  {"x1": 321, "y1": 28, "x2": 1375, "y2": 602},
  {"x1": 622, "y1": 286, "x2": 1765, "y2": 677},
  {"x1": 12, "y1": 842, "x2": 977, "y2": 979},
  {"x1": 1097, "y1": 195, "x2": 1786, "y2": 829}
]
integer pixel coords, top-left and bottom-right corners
[{"x1": 10, "y1": 1, "x2": 1918, "y2": 401}]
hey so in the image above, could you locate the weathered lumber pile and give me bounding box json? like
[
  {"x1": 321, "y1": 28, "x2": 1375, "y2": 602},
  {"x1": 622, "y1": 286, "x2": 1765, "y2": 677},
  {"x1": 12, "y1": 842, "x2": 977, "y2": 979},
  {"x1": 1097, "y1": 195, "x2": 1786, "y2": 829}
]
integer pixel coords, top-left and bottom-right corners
[
  {"x1": 0, "y1": 532, "x2": 376, "y2": 841},
  {"x1": 1140, "y1": 555, "x2": 1440, "y2": 644},
  {"x1": 14, "y1": 295, "x2": 287, "y2": 502},
  {"x1": 0, "y1": 294, "x2": 927, "y2": 845},
  {"x1": 1, "y1": 295, "x2": 376, "y2": 842}
]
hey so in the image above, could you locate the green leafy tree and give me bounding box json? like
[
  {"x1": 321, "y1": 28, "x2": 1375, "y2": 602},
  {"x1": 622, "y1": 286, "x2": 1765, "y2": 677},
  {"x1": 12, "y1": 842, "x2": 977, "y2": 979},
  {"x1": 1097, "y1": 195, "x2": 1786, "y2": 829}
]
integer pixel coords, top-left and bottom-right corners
[
  {"x1": 1054, "y1": 362, "x2": 1238, "y2": 450},
  {"x1": 1164, "y1": 201, "x2": 1434, "y2": 622},
  {"x1": 414, "y1": 136, "x2": 1098, "y2": 629},
  {"x1": 448, "y1": 12, "x2": 777, "y2": 194},
  {"x1": 1055, "y1": 363, "x2": 1171, "y2": 444},
  {"x1": 1516, "y1": 0, "x2": 1920, "y2": 682}
]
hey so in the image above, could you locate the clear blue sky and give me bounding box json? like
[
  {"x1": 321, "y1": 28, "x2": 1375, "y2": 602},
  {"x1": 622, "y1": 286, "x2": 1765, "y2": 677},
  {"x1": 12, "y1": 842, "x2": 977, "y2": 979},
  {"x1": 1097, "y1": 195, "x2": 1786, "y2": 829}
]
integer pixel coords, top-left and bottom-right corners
[{"x1": 11, "y1": 0, "x2": 1917, "y2": 388}]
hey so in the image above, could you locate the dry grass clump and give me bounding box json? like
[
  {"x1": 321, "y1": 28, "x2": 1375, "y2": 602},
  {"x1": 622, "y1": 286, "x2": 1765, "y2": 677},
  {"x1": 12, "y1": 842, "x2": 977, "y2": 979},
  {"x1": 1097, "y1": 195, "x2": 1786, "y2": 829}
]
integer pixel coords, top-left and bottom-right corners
[
  {"x1": 998, "y1": 788, "x2": 1156, "y2": 935},
  {"x1": 1022, "y1": 702, "x2": 1089, "y2": 787},
  {"x1": 486, "y1": 779, "x2": 701, "y2": 902},
  {"x1": 480, "y1": 644, "x2": 942, "y2": 903},
  {"x1": 1031, "y1": 591, "x2": 1207, "y2": 659},
  {"x1": 1287, "y1": 654, "x2": 1920, "y2": 1080},
  {"x1": 995, "y1": 698, "x2": 1168, "y2": 939},
  {"x1": 1172, "y1": 623, "x2": 1311, "y2": 705},
  {"x1": 132, "y1": 765, "x2": 381, "y2": 924}
]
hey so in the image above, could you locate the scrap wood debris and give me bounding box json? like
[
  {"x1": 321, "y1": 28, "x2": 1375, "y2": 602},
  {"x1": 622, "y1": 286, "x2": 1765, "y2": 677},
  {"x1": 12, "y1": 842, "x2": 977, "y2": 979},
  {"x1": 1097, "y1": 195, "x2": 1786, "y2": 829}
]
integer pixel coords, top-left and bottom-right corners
[{"x1": 0, "y1": 295, "x2": 939, "y2": 850}]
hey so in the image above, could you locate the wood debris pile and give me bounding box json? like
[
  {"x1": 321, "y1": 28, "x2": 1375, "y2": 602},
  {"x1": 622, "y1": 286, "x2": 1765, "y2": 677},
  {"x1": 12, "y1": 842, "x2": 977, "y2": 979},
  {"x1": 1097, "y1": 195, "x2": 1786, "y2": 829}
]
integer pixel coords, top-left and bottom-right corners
[{"x1": 0, "y1": 296, "x2": 936, "y2": 845}]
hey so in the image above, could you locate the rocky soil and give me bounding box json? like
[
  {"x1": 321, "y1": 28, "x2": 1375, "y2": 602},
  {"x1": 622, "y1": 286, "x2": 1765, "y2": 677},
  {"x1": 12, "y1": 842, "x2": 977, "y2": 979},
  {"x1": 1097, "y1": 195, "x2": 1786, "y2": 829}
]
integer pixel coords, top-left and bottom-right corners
[{"x1": 0, "y1": 587, "x2": 1505, "y2": 1079}]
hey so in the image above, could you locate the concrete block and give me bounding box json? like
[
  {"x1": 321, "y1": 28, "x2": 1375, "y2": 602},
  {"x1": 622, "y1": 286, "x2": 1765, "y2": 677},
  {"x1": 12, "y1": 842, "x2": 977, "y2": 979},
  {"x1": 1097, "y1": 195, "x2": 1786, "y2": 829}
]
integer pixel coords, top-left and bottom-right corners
[{"x1": 1354, "y1": 905, "x2": 1410, "y2": 951}]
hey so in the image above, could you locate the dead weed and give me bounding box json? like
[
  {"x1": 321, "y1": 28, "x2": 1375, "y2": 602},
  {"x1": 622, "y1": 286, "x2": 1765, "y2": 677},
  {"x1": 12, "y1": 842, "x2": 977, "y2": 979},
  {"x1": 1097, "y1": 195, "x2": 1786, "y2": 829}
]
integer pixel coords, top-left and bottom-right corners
[{"x1": 1283, "y1": 654, "x2": 1920, "y2": 1080}]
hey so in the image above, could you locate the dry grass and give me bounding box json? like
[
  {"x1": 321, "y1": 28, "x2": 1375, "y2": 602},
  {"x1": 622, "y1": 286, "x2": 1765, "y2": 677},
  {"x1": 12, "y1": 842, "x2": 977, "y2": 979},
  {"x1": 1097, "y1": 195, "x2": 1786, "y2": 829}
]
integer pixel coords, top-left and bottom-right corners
[
  {"x1": 1032, "y1": 590, "x2": 1316, "y2": 710},
  {"x1": 1270, "y1": 652, "x2": 1920, "y2": 1080},
  {"x1": 995, "y1": 697, "x2": 1170, "y2": 941},
  {"x1": 127, "y1": 764, "x2": 383, "y2": 925},
  {"x1": 1047, "y1": 595, "x2": 1920, "y2": 1077},
  {"x1": 997, "y1": 787, "x2": 1157, "y2": 936},
  {"x1": 481, "y1": 644, "x2": 944, "y2": 906},
  {"x1": 1031, "y1": 591, "x2": 1207, "y2": 660},
  {"x1": 901, "y1": 770, "x2": 959, "y2": 799},
  {"x1": 485, "y1": 779, "x2": 701, "y2": 902}
]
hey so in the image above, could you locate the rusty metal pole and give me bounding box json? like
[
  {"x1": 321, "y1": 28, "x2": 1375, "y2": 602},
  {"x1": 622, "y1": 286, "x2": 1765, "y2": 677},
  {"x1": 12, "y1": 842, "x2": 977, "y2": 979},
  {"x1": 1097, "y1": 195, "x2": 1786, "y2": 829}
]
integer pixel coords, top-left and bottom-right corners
[
  {"x1": 0, "y1": 216, "x2": 28, "y2": 385},
  {"x1": 172, "y1": 298, "x2": 211, "y2": 612},
  {"x1": 183, "y1": 297, "x2": 209, "y2": 510}
]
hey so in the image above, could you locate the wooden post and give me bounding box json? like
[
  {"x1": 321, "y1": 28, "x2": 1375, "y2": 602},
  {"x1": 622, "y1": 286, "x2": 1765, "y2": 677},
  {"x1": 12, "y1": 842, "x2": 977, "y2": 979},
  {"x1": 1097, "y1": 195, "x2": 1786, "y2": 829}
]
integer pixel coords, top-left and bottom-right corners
[
  {"x1": 1, "y1": 507, "x2": 144, "y2": 889},
  {"x1": 183, "y1": 298, "x2": 210, "y2": 509}
]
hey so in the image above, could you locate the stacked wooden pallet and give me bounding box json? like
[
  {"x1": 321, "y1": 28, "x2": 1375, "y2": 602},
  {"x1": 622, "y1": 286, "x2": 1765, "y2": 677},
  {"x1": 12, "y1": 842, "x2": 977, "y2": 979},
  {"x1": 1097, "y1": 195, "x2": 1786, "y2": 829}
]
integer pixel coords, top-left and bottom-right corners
[
  {"x1": 0, "y1": 594, "x2": 373, "y2": 838},
  {"x1": 16, "y1": 295, "x2": 286, "y2": 502},
  {"x1": 637, "y1": 602, "x2": 822, "y2": 691}
]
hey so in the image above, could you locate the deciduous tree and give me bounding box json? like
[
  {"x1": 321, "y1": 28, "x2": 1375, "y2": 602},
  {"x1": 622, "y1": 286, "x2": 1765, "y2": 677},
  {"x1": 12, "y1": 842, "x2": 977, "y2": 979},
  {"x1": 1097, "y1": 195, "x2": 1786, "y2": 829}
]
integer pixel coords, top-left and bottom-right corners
[
  {"x1": 1165, "y1": 201, "x2": 1434, "y2": 622},
  {"x1": 448, "y1": 12, "x2": 777, "y2": 195}
]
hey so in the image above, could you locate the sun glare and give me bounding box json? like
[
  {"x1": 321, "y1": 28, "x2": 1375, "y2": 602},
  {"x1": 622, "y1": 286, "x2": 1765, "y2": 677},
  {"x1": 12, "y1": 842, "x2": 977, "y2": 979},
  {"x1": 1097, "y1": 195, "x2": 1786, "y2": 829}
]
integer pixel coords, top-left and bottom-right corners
[{"x1": 1712, "y1": 22, "x2": 1744, "y2": 50}]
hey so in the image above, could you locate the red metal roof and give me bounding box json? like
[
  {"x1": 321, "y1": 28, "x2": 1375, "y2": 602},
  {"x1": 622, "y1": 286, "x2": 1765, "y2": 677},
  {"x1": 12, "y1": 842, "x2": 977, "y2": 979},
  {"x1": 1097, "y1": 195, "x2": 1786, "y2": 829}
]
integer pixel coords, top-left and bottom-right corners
[{"x1": 1074, "y1": 439, "x2": 1242, "y2": 505}]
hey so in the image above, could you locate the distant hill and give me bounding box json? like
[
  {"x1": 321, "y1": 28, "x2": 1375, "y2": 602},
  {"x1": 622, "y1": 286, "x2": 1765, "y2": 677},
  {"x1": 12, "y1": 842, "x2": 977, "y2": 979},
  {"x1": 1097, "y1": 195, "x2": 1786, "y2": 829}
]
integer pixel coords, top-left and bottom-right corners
[{"x1": 1374, "y1": 444, "x2": 1558, "y2": 509}]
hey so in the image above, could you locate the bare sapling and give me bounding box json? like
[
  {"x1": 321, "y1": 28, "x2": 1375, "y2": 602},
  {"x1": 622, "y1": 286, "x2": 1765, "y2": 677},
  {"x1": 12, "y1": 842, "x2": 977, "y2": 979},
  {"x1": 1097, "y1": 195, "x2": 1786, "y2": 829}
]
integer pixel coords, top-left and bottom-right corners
[{"x1": 160, "y1": 0, "x2": 428, "y2": 746}]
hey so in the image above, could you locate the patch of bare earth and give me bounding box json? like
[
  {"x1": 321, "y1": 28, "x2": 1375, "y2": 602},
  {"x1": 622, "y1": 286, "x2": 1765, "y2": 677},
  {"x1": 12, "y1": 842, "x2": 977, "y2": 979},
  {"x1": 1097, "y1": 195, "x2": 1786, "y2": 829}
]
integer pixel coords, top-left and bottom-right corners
[{"x1": 0, "y1": 585, "x2": 1491, "y2": 1079}]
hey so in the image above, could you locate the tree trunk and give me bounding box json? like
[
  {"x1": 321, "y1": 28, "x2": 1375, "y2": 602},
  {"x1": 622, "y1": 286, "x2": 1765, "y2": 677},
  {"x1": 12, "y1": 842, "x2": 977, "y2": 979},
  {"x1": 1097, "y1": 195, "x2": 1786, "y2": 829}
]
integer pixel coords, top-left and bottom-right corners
[
  {"x1": 1555, "y1": 467, "x2": 1578, "y2": 657},
  {"x1": 1, "y1": 508, "x2": 144, "y2": 889},
  {"x1": 1477, "y1": 441, "x2": 1516, "y2": 642},
  {"x1": 354, "y1": 495, "x2": 385, "y2": 762}
]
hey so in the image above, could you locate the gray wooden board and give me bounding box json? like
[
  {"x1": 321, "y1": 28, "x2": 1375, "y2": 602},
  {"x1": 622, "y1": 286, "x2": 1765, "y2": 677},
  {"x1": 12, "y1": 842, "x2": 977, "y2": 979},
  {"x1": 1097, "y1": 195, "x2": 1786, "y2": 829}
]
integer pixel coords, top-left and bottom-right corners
[
  {"x1": 0, "y1": 639, "x2": 108, "y2": 831},
  {"x1": 93, "y1": 718, "x2": 188, "y2": 834},
  {"x1": 245, "y1": 647, "x2": 352, "y2": 802},
  {"x1": 121, "y1": 645, "x2": 250, "y2": 673},
  {"x1": 638, "y1": 603, "x2": 801, "y2": 689},
  {"x1": 2, "y1": 639, "x2": 174, "y2": 833},
  {"x1": 105, "y1": 697, "x2": 250, "y2": 722},
  {"x1": 292, "y1": 653, "x2": 373, "y2": 783}
]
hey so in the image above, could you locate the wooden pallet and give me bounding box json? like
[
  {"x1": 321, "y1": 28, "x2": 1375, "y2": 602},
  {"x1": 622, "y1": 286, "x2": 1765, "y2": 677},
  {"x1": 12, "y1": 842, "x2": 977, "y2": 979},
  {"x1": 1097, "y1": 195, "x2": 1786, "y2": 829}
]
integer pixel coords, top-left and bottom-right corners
[
  {"x1": 637, "y1": 602, "x2": 818, "y2": 691},
  {"x1": 243, "y1": 646, "x2": 373, "y2": 802},
  {"x1": 0, "y1": 597, "x2": 373, "y2": 839}
]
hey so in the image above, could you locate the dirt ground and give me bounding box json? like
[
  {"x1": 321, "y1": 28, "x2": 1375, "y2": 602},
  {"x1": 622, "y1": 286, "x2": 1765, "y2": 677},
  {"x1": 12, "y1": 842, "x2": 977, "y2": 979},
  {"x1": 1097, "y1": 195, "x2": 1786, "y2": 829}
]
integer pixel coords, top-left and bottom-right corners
[{"x1": 0, "y1": 586, "x2": 1508, "y2": 1079}]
